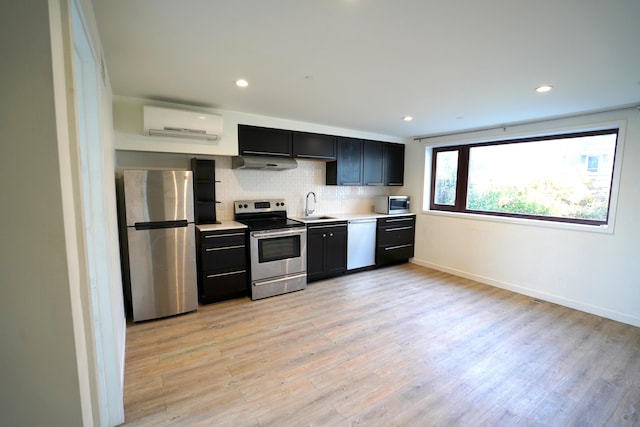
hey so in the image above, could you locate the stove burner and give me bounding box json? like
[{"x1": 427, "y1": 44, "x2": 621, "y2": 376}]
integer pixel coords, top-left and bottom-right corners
[{"x1": 236, "y1": 217, "x2": 304, "y2": 232}]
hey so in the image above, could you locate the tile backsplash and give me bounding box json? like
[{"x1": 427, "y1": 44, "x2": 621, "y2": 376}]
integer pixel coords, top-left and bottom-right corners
[{"x1": 116, "y1": 151, "x2": 393, "y2": 220}]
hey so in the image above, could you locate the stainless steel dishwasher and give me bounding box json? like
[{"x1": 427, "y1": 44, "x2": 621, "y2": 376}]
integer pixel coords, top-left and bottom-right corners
[{"x1": 347, "y1": 218, "x2": 377, "y2": 270}]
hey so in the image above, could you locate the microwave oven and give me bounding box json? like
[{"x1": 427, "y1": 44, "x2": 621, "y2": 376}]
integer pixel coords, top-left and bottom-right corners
[{"x1": 375, "y1": 195, "x2": 410, "y2": 214}]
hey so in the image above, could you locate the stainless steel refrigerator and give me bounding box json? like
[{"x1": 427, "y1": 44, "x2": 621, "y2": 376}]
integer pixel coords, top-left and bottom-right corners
[{"x1": 121, "y1": 169, "x2": 198, "y2": 322}]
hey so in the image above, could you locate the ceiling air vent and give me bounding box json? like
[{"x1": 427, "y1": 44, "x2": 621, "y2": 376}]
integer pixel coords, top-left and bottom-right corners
[{"x1": 143, "y1": 105, "x2": 222, "y2": 141}]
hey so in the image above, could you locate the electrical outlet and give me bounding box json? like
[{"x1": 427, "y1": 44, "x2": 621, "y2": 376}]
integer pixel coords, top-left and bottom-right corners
[{"x1": 216, "y1": 202, "x2": 225, "y2": 211}]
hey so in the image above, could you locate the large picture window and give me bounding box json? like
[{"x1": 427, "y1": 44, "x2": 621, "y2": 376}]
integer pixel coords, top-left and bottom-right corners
[{"x1": 430, "y1": 129, "x2": 619, "y2": 225}]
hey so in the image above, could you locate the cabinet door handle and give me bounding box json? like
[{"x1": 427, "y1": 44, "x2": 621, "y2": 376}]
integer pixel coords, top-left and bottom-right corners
[
  {"x1": 295, "y1": 154, "x2": 335, "y2": 160},
  {"x1": 206, "y1": 270, "x2": 246, "y2": 279},
  {"x1": 385, "y1": 226, "x2": 413, "y2": 232},
  {"x1": 384, "y1": 217, "x2": 413, "y2": 223},
  {"x1": 253, "y1": 272, "x2": 307, "y2": 287},
  {"x1": 384, "y1": 244, "x2": 413, "y2": 251},
  {"x1": 308, "y1": 223, "x2": 346, "y2": 230},
  {"x1": 348, "y1": 219, "x2": 376, "y2": 224},
  {"x1": 204, "y1": 232, "x2": 245, "y2": 239},
  {"x1": 205, "y1": 245, "x2": 245, "y2": 252}
]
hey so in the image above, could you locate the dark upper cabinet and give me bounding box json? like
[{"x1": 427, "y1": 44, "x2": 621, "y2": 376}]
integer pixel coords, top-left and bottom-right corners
[
  {"x1": 236, "y1": 122, "x2": 404, "y2": 186},
  {"x1": 363, "y1": 140, "x2": 384, "y2": 186},
  {"x1": 237, "y1": 124, "x2": 292, "y2": 157},
  {"x1": 326, "y1": 137, "x2": 363, "y2": 185},
  {"x1": 292, "y1": 131, "x2": 336, "y2": 160},
  {"x1": 384, "y1": 143, "x2": 405, "y2": 186},
  {"x1": 327, "y1": 138, "x2": 404, "y2": 186}
]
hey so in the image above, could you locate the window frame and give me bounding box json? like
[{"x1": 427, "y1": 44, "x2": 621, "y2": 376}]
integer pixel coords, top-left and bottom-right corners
[{"x1": 429, "y1": 128, "x2": 620, "y2": 226}]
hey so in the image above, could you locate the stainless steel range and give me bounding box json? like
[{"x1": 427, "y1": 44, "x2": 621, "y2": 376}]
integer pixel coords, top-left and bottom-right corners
[{"x1": 234, "y1": 199, "x2": 307, "y2": 300}]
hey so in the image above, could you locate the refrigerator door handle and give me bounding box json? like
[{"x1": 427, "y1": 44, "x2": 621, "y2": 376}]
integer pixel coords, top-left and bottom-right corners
[{"x1": 134, "y1": 219, "x2": 188, "y2": 230}]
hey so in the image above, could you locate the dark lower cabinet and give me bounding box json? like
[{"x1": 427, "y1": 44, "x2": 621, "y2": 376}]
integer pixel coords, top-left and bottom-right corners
[
  {"x1": 376, "y1": 215, "x2": 415, "y2": 266},
  {"x1": 196, "y1": 228, "x2": 249, "y2": 304},
  {"x1": 307, "y1": 222, "x2": 347, "y2": 282}
]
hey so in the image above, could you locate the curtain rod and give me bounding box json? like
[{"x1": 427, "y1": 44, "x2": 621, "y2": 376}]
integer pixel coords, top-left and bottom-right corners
[{"x1": 413, "y1": 103, "x2": 640, "y2": 142}]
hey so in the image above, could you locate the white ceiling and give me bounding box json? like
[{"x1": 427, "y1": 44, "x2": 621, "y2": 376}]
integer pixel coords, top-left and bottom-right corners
[{"x1": 92, "y1": 0, "x2": 640, "y2": 139}]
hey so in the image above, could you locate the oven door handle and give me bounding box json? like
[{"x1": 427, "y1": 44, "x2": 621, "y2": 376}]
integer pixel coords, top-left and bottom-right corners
[
  {"x1": 251, "y1": 228, "x2": 306, "y2": 239},
  {"x1": 254, "y1": 272, "x2": 308, "y2": 287}
]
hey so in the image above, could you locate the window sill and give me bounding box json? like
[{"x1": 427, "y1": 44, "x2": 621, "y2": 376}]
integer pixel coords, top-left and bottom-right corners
[{"x1": 421, "y1": 209, "x2": 615, "y2": 235}]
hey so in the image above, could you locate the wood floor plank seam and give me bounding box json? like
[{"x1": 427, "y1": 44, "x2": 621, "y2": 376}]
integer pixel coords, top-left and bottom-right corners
[{"x1": 121, "y1": 263, "x2": 640, "y2": 426}]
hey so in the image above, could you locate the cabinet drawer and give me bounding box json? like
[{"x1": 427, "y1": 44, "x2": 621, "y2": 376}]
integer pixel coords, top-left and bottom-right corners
[
  {"x1": 200, "y1": 231, "x2": 246, "y2": 248},
  {"x1": 307, "y1": 222, "x2": 347, "y2": 234},
  {"x1": 377, "y1": 225, "x2": 415, "y2": 247},
  {"x1": 202, "y1": 244, "x2": 247, "y2": 271},
  {"x1": 377, "y1": 216, "x2": 415, "y2": 227},
  {"x1": 376, "y1": 243, "x2": 414, "y2": 265},
  {"x1": 200, "y1": 270, "x2": 248, "y2": 304}
]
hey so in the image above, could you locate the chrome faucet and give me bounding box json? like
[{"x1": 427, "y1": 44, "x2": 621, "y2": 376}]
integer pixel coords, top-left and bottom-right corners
[{"x1": 305, "y1": 191, "x2": 317, "y2": 216}]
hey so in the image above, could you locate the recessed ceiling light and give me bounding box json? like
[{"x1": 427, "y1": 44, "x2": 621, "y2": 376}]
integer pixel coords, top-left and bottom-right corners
[
  {"x1": 536, "y1": 85, "x2": 553, "y2": 93},
  {"x1": 402, "y1": 116, "x2": 413, "y2": 122},
  {"x1": 236, "y1": 79, "x2": 249, "y2": 88}
]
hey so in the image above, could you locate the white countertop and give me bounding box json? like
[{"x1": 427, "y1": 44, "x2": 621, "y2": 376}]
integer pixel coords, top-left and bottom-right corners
[
  {"x1": 293, "y1": 212, "x2": 415, "y2": 224},
  {"x1": 196, "y1": 213, "x2": 415, "y2": 229},
  {"x1": 196, "y1": 220, "x2": 248, "y2": 232}
]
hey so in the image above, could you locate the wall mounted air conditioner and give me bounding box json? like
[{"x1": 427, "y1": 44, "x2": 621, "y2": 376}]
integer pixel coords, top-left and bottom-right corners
[{"x1": 143, "y1": 106, "x2": 223, "y2": 141}]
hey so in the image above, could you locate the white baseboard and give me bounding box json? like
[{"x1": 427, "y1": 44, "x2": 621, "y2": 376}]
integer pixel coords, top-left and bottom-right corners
[{"x1": 410, "y1": 258, "x2": 640, "y2": 328}]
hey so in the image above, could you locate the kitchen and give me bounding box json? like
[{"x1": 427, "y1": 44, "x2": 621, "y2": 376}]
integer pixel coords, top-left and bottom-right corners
[
  {"x1": 3, "y1": 1, "x2": 640, "y2": 426},
  {"x1": 116, "y1": 99, "x2": 415, "y2": 316}
]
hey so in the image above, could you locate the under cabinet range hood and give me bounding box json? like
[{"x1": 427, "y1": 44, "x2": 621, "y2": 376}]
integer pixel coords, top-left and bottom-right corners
[
  {"x1": 231, "y1": 155, "x2": 298, "y2": 170},
  {"x1": 143, "y1": 105, "x2": 223, "y2": 141}
]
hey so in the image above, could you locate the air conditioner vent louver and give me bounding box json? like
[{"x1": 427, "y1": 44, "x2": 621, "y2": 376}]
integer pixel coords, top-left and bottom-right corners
[{"x1": 144, "y1": 106, "x2": 222, "y2": 141}]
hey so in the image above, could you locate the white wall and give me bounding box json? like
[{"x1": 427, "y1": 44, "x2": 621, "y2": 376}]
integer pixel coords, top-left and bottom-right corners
[
  {"x1": 113, "y1": 96, "x2": 405, "y2": 156},
  {"x1": 0, "y1": 1, "x2": 85, "y2": 426},
  {"x1": 404, "y1": 108, "x2": 640, "y2": 327},
  {"x1": 71, "y1": 0, "x2": 127, "y2": 424},
  {"x1": 0, "y1": 1, "x2": 126, "y2": 426}
]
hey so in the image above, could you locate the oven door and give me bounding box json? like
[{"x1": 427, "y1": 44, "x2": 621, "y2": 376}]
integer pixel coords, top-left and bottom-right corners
[{"x1": 249, "y1": 227, "x2": 307, "y2": 281}]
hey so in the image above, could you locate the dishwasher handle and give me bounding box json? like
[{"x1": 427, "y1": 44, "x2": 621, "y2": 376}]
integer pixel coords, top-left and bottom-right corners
[{"x1": 348, "y1": 219, "x2": 377, "y2": 224}]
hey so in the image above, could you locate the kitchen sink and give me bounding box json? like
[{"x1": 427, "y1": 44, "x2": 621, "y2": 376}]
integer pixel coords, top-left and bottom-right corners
[{"x1": 297, "y1": 215, "x2": 336, "y2": 221}]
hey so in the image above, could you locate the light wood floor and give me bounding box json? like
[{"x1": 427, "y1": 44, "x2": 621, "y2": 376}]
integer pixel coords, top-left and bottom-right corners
[{"x1": 122, "y1": 263, "x2": 640, "y2": 426}]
